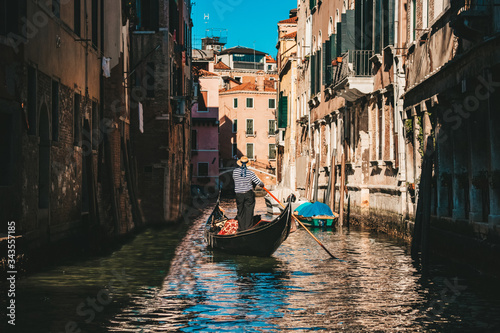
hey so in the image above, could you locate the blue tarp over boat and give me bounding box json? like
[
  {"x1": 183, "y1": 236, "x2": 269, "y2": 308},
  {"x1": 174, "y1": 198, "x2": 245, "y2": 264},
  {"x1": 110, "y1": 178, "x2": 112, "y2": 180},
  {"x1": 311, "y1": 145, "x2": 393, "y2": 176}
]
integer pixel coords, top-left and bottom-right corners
[
  {"x1": 293, "y1": 202, "x2": 312, "y2": 215},
  {"x1": 294, "y1": 201, "x2": 334, "y2": 217}
]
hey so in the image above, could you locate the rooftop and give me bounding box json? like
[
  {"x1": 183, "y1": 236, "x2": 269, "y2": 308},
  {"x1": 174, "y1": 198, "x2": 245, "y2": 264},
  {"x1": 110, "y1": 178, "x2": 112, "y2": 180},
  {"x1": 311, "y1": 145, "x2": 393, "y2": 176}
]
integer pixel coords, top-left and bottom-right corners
[
  {"x1": 214, "y1": 60, "x2": 231, "y2": 70},
  {"x1": 281, "y1": 31, "x2": 297, "y2": 40},
  {"x1": 219, "y1": 46, "x2": 267, "y2": 56},
  {"x1": 222, "y1": 80, "x2": 276, "y2": 93},
  {"x1": 278, "y1": 16, "x2": 298, "y2": 24},
  {"x1": 266, "y1": 55, "x2": 277, "y2": 63}
]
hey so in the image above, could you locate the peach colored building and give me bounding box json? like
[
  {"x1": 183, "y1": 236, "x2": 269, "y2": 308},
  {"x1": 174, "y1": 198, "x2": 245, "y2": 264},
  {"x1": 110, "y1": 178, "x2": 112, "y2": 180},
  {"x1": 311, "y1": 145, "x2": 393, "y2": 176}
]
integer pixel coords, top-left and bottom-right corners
[{"x1": 215, "y1": 46, "x2": 278, "y2": 187}]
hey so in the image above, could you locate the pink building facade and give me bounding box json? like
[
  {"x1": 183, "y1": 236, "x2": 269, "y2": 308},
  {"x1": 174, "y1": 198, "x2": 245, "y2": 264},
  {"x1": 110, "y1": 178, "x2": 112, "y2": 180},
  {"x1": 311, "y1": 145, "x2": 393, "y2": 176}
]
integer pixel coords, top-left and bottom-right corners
[{"x1": 191, "y1": 71, "x2": 220, "y2": 191}]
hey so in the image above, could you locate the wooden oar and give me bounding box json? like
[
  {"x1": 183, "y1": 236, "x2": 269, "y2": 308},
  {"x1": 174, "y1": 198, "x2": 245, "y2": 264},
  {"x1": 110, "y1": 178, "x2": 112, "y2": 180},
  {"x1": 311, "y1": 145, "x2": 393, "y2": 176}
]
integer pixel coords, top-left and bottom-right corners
[{"x1": 263, "y1": 187, "x2": 339, "y2": 260}]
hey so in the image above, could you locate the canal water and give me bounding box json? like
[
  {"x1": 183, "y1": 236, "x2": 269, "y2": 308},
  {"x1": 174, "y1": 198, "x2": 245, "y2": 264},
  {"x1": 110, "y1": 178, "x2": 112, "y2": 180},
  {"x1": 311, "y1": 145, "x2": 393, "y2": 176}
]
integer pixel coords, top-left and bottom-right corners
[{"x1": 4, "y1": 197, "x2": 500, "y2": 332}]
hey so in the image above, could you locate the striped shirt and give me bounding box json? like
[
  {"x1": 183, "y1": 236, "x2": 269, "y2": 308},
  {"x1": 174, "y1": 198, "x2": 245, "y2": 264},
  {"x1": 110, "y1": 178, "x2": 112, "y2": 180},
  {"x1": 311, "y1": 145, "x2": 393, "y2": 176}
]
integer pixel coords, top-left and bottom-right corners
[{"x1": 233, "y1": 167, "x2": 264, "y2": 193}]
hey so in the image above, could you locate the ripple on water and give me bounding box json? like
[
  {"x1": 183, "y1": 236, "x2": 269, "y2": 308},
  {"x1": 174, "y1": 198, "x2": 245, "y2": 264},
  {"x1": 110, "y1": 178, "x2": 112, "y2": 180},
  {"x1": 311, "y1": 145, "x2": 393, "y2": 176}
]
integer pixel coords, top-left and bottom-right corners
[{"x1": 100, "y1": 198, "x2": 500, "y2": 332}]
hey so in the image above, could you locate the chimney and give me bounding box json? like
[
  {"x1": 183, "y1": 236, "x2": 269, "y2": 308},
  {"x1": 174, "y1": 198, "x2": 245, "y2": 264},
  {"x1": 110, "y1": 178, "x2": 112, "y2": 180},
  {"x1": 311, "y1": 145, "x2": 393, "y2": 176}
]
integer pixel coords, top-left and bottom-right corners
[{"x1": 257, "y1": 76, "x2": 265, "y2": 92}]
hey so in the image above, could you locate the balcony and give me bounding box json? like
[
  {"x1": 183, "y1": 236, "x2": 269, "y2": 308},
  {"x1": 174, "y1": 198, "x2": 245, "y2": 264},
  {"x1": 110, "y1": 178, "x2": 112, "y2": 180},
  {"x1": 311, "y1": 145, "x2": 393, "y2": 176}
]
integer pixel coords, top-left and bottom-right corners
[
  {"x1": 331, "y1": 50, "x2": 374, "y2": 102},
  {"x1": 451, "y1": 0, "x2": 492, "y2": 40}
]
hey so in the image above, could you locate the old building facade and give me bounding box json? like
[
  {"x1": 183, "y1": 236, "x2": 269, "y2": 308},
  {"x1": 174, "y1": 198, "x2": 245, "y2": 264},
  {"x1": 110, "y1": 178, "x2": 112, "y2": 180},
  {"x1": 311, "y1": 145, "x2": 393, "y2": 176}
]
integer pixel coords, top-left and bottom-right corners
[
  {"x1": 216, "y1": 46, "x2": 279, "y2": 187},
  {"x1": 280, "y1": 0, "x2": 500, "y2": 275},
  {"x1": 276, "y1": 12, "x2": 299, "y2": 191},
  {"x1": 191, "y1": 65, "x2": 220, "y2": 192},
  {"x1": 0, "y1": 0, "x2": 193, "y2": 268},
  {"x1": 403, "y1": 0, "x2": 500, "y2": 271},
  {"x1": 128, "y1": 0, "x2": 192, "y2": 223}
]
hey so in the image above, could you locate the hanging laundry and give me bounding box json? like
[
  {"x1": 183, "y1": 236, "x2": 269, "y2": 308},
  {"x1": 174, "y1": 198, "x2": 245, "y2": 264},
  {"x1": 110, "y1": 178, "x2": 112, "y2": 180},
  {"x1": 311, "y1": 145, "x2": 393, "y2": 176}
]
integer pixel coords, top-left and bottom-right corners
[
  {"x1": 102, "y1": 57, "x2": 111, "y2": 78},
  {"x1": 139, "y1": 102, "x2": 144, "y2": 133}
]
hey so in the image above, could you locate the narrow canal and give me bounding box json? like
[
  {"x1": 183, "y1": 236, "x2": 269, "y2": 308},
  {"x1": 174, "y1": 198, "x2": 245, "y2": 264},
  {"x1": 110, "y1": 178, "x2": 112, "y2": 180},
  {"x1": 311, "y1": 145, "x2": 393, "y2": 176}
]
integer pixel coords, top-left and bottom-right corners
[{"x1": 5, "y1": 197, "x2": 500, "y2": 332}]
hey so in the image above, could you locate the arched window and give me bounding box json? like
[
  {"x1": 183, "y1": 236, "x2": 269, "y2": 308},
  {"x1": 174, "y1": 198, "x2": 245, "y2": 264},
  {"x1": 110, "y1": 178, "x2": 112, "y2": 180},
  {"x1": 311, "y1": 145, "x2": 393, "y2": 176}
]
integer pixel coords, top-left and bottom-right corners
[{"x1": 328, "y1": 17, "x2": 334, "y2": 35}]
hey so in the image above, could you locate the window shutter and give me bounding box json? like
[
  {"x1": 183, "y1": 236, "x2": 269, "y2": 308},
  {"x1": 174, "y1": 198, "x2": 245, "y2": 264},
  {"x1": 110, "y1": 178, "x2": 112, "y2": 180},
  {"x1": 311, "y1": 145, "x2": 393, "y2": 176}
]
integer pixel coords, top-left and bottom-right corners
[
  {"x1": 310, "y1": 53, "x2": 314, "y2": 94},
  {"x1": 388, "y1": 0, "x2": 395, "y2": 47},
  {"x1": 278, "y1": 95, "x2": 288, "y2": 128},
  {"x1": 247, "y1": 144, "x2": 254, "y2": 159},
  {"x1": 246, "y1": 119, "x2": 253, "y2": 134},
  {"x1": 322, "y1": 44, "x2": 326, "y2": 86}
]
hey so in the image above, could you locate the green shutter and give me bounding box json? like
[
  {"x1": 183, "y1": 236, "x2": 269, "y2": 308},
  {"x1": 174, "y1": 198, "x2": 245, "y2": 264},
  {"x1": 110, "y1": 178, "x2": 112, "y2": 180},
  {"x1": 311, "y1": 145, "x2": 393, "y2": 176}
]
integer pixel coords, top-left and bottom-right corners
[
  {"x1": 322, "y1": 44, "x2": 326, "y2": 86},
  {"x1": 317, "y1": 50, "x2": 321, "y2": 93},
  {"x1": 388, "y1": 0, "x2": 395, "y2": 47},
  {"x1": 311, "y1": 53, "x2": 316, "y2": 94},
  {"x1": 278, "y1": 95, "x2": 288, "y2": 128},
  {"x1": 330, "y1": 34, "x2": 337, "y2": 59}
]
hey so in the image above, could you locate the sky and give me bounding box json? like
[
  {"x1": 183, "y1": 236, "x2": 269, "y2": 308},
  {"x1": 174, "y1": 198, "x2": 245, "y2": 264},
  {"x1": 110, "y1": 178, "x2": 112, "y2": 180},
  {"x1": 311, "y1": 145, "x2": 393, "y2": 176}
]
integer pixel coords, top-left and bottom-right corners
[{"x1": 191, "y1": 0, "x2": 297, "y2": 58}]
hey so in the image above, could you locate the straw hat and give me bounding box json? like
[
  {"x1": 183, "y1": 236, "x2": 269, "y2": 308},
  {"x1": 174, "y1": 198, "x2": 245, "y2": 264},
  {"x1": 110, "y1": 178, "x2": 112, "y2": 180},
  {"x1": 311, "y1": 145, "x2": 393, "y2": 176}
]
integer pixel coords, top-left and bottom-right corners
[{"x1": 236, "y1": 156, "x2": 249, "y2": 166}]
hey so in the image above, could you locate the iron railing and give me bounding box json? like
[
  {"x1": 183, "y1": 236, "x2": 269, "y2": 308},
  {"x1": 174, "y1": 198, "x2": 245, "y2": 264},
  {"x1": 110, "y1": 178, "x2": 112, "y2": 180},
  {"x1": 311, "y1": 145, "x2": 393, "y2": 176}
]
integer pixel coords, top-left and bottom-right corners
[{"x1": 331, "y1": 50, "x2": 374, "y2": 86}]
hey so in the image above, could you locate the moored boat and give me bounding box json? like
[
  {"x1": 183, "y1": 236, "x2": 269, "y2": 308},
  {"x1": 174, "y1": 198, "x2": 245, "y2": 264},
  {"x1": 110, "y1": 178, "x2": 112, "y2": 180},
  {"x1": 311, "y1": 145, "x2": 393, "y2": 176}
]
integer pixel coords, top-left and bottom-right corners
[{"x1": 204, "y1": 198, "x2": 292, "y2": 257}]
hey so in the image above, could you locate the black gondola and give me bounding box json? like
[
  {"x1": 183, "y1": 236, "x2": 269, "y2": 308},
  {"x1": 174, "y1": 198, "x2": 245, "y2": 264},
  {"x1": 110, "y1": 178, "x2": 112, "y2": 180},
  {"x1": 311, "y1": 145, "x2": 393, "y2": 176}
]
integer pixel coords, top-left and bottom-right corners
[{"x1": 204, "y1": 198, "x2": 293, "y2": 257}]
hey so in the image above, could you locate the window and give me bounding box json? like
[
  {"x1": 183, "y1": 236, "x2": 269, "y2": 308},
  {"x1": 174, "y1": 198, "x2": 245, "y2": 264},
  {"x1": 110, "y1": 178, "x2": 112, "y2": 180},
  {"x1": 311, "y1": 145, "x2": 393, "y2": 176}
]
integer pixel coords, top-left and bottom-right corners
[
  {"x1": 411, "y1": 0, "x2": 416, "y2": 41},
  {"x1": 269, "y1": 144, "x2": 276, "y2": 160},
  {"x1": 422, "y1": 0, "x2": 428, "y2": 29},
  {"x1": 198, "y1": 162, "x2": 209, "y2": 176},
  {"x1": 52, "y1": 0, "x2": 60, "y2": 18},
  {"x1": 246, "y1": 119, "x2": 254, "y2": 135},
  {"x1": 140, "y1": 0, "x2": 159, "y2": 31},
  {"x1": 0, "y1": 1, "x2": 19, "y2": 35},
  {"x1": 74, "y1": 0, "x2": 81, "y2": 36},
  {"x1": 268, "y1": 65, "x2": 272, "y2": 71},
  {"x1": 232, "y1": 119, "x2": 237, "y2": 133},
  {"x1": 192, "y1": 130, "x2": 197, "y2": 150},
  {"x1": 233, "y1": 98, "x2": 238, "y2": 108},
  {"x1": 232, "y1": 143, "x2": 238, "y2": 157},
  {"x1": 146, "y1": 62, "x2": 155, "y2": 98},
  {"x1": 246, "y1": 98, "x2": 254, "y2": 108},
  {"x1": 268, "y1": 120, "x2": 276, "y2": 135},
  {"x1": 92, "y1": 0, "x2": 98, "y2": 48},
  {"x1": 52, "y1": 80, "x2": 59, "y2": 142},
  {"x1": 305, "y1": 16, "x2": 312, "y2": 55},
  {"x1": 234, "y1": 76, "x2": 242, "y2": 83},
  {"x1": 269, "y1": 98, "x2": 276, "y2": 109},
  {"x1": 246, "y1": 143, "x2": 254, "y2": 159},
  {"x1": 74, "y1": 93, "x2": 81, "y2": 146},
  {"x1": 27, "y1": 66, "x2": 37, "y2": 136}
]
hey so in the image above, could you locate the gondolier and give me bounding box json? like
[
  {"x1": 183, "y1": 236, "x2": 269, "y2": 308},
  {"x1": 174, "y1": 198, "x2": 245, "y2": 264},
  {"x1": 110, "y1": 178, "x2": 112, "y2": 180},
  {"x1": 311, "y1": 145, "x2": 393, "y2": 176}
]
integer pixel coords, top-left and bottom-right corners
[{"x1": 233, "y1": 156, "x2": 264, "y2": 231}]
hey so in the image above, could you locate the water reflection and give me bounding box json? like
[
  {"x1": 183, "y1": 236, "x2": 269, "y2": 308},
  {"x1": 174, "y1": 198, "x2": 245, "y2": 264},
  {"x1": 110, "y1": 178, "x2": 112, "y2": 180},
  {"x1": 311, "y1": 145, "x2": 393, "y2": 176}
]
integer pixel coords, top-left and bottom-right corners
[
  {"x1": 6, "y1": 198, "x2": 500, "y2": 332},
  {"x1": 105, "y1": 198, "x2": 500, "y2": 332}
]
